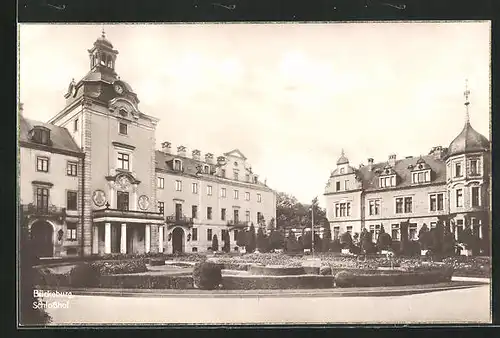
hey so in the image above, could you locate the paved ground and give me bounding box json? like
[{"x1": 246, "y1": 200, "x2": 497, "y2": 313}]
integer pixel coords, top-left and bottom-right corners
[{"x1": 43, "y1": 284, "x2": 490, "y2": 325}]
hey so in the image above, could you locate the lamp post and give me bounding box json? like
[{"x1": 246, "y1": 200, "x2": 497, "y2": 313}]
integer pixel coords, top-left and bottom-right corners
[{"x1": 311, "y1": 204, "x2": 314, "y2": 257}]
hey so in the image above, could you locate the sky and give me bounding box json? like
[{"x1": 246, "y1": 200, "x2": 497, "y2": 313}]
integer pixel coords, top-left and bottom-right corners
[{"x1": 18, "y1": 22, "x2": 491, "y2": 206}]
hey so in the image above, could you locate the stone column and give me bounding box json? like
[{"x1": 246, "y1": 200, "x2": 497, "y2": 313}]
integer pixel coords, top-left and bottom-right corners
[
  {"x1": 479, "y1": 220, "x2": 483, "y2": 239},
  {"x1": 121, "y1": 223, "x2": 127, "y2": 254},
  {"x1": 132, "y1": 184, "x2": 138, "y2": 211},
  {"x1": 104, "y1": 222, "x2": 111, "y2": 254},
  {"x1": 145, "y1": 224, "x2": 151, "y2": 253},
  {"x1": 92, "y1": 225, "x2": 99, "y2": 254},
  {"x1": 159, "y1": 226, "x2": 164, "y2": 253},
  {"x1": 454, "y1": 224, "x2": 459, "y2": 241},
  {"x1": 109, "y1": 184, "x2": 115, "y2": 209}
]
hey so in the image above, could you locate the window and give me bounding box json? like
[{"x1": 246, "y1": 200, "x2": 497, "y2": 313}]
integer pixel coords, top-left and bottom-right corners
[
  {"x1": 157, "y1": 201, "x2": 164, "y2": 214},
  {"x1": 66, "y1": 161, "x2": 77, "y2": 176},
  {"x1": 206, "y1": 185, "x2": 212, "y2": 196},
  {"x1": 412, "y1": 171, "x2": 430, "y2": 184},
  {"x1": 409, "y1": 223, "x2": 418, "y2": 240},
  {"x1": 333, "y1": 226, "x2": 340, "y2": 240},
  {"x1": 192, "y1": 205, "x2": 198, "y2": 219},
  {"x1": 207, "y1": 207, "x2": 212, "y2": 220},
  {"x1": 234, "y1": 210, "x2": 240, "y2": 223},
  {"x1": 404, "y1": 197, "x2": 412, "y2": 213},
  {"x1": 369, "y1": 200, "x2": 380, "y2": 215},
  {"x1": 36, "y1": 157, "x2": 49, "y2": 172},
  {"x1": 119, "y1": 122, "x2": 128, "y2": 135},
  {"x1": 157, "y1": 177, "x2": 164, "y2": 189},
  {"x1": 456, "y1": 189, "x2": 463, "y2": 207},
  {"x1": 471, "y1": 186, "x2": 480, "y2": 207},
  {"x1": 175, "y1": 180, "x2": 182, "y2": 191},
  {"x1": 220, "y1": 188, "x2": 226, "y2": 198},
  {"x1": 67, "y1": 222, "x2": 77, "y2": 241},
  {"x1": 221, "y1": 169, "x2": 226, "y2": 178},
  {"x1": 340, "y1": 168, "x2": 345, "y2": 174},
  {"x1": 430, "y1": 193, "x2": 444, "y2": 211},
  {"x1": 117, "y1": 152, "x2": 130, "y2": 170},
  {"x1": 192, "y1": 247, "x2": 198, "y2": 252},
  {"x1": 257, "y1": 194, "x2": 262, "y2": 203},
  {"x1": 335, "y1": 202, "x2": 351, "y2": 217},
  {"x1": 245, "y1": 174, "x2": 250, "y2": 182},
  {"x1": 66, "y1": 191, "x2": 77, "y2": 210},
  {"x1": 117, "y1": 191, "x2": 129, "y2": 211},
  {"x1": 455, "y1": 163, "x2": 462, "y2": 177},
  {"x1": 346, "y1": 226, "x2": 352, "y2": 234},
  {"x1": 31, "y1": 127, "x2": 51, "y2": 145},
  {"x1": 233, "y1": 171, "x2": 239, "y2": 180},
  {"x1": 36, "y1": 187, "x2": 49, "y2": 212},
  {"x1": 344, "y1": 180, "x2": 349, "y2": 190},
  {"x1": 234, "y1": 190, "x2": 239, "y2": 199},
  {"x1": 395, "y1": 198, "x2": 403, "y2": 214},
  {"x1": 246, "y1": 210, "x2": 250, "y2": 222},
  {"x1": 73, "y1": 118, "x2": 79, "y2": 132},
  {"x1": 192, "y1": 228, "x2": 198, "y2": 241},
  {"x1": 245, "y1": 192, "x2": 250, "y2": 201},
  {"x1": 379, "y1": 176, "x2": 396, "y2": 188},
  {"x1": 470, "y1": 159, "x2": 479, "y2": 175},
  {"x1": 175, "y1": 203, "x2": 182, "y2": 219},
  {"x1": 174, "y1": 159, "x2": 182, "y2": 171},
  {"x1": 192, "y1": 183, "x2": 198, "y2": 194},
  {"x1": 233, "y1": 230, "x2": 238, "y2": 241},
  {"x1": 430, "y1": 222, "x2": 437, "y2": 229},
  {"x1": 336, "y1": 182, "x2": 340, "y2": 191},
  {"x1": 207, "y1": 228, "x2": 212, "y2": 241},
  {"x1": 221, "y1": 208, "x2": 226, "y2": 221},
  {"x1": 391, "y1": 224, "x2": 400, "y2": 240}
]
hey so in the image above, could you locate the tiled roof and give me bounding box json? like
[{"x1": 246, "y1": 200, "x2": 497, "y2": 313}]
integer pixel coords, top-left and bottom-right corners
[
  {"x1": 19, "y1": 115, "x2": 82, "y2": 155},
  {"x1": 356, "y1": 155, "x2": 446, "y2": 191},
  {"x1": 155, "y1": 150, "x2": 272, "y2": 191}
]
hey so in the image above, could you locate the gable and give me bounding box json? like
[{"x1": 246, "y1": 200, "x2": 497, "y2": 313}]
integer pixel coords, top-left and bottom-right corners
[{"x1": 224, "y1": 149, "x2": 247, "y2": 160}]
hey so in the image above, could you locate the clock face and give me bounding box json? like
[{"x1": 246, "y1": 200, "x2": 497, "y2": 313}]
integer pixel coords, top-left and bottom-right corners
[{"x1": 114, "y1": 84, "x2": 124, "y2": 94}]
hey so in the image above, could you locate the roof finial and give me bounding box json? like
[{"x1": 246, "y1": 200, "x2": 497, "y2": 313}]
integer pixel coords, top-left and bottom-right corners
[
  {"x1": 341, "y1": 148, "x2": 345, "y2": 157},
  {"x1": 101, "y1": 25, "x2": 106, "y2": 39},
  {"x1": 464, "y1": 78, "x2": 470, "y2": 124}
]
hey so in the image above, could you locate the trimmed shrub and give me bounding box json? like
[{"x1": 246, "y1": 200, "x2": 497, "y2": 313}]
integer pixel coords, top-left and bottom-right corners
[
  {"x1": 212, "y1": 234, "x2": 219, "y2": 252},
  {"x1": 301, "y1": 230, "x2": 313, "y2": 250},
  {"x1": 246, "y1": 224, "x2": 256, "y2": 253},
  {"x1": 334, "y1": 270, "x2": 356, "y2": 288},
  {"x1": 303, "y1": 266, "x2": 320, "y2": 275},
  {"x1": 285, "y1": 230, "x2": 302, "y2": 253},
  {"x1": 320, "y1": 266, "x2": 332, "y2": 276},
  {"x1": 236, "y1": 230, "x2": 247, "y2": 248},
  {"x1": 68, "y1": 263, "x2": 101, "y2": 287},
  {"x1": 149, "y1": 258, "x2": 165, "y2": 266},
  {"x1": 340, "y1": 232, "x2": 353, "y2": 249},
  {"x1": 322, "y1": 225, "x2": 332, "y2": 252},
  {"x1": 222, "y1": 275, "x2": 334, "y2": 290},
  {"x1": 93, "y1": 260, "x2": 148, "y2": 274},
  {"x1": 222, "y1": 230, "x2": 231, "y2": 253},
  {"x1": 330, "y1": 239, "x2": 342, "y2": 253},
  {"x1": 256, "y1": 227, "x2": 268, "y2": 252},
  {"x1": 192, "y1": 261, "x2": 222, "y2": 290},
  {"x1": 268, "y1": 230, "x2": 285, "y2": 250},
  {"x1": 376, "y1": 226, "x2": 392, "y2": 251}
]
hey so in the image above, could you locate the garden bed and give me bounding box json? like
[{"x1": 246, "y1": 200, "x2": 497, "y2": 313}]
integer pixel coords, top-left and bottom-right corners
[
  {"x1": 222, "y1": 275, "x2": 334, "y2": 290},
  {"x1": 248, "y1": 265, "x2": 306, "y2": 276}
]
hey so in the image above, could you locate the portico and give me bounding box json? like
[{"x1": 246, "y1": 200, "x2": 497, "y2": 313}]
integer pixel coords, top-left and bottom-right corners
[{"x1": 92, "y1": 208, "x2": 164, "y2": 254}]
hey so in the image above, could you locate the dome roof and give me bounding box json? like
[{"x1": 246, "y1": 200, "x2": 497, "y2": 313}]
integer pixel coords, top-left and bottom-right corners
[
  {"x1": 336, "y1": 149, "x2": 349, "y2": 165},
  {"x1": 94, "y1": 34, "x2": 114, "y2": 49},
  {"x1": 447, "y1": 121, "x2": 489, "y2": 157}
]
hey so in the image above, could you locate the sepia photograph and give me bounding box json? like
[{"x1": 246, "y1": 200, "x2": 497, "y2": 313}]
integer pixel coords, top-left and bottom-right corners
[{"x1": 17, "y1": 21, "x2": 491, "y2": 326}]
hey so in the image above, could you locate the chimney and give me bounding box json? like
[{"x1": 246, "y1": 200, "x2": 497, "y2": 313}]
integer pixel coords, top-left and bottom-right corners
[
  {"x1": 388, "y1": 154, "x2": 396, "y2": 167},
  {"x1": 161, "y1": 141, "x2": 171, "y2": 154},
  {"x1": 177, "y1": 145, "x2": 186, "y2": 157},
  {"x1": 192, "y1": 149, "x2": 201, "y2": 161},
  {"x1": 367, "y1": 158, "x2": 374, "y2": 171},
  {"x1": 205, "y1": 153, "x2": 214, "y2": 164},
  {"x1": 430, "y1": 146, "x2": 444, "y2": 159},
  {"x1": 217, "y1": 156, "x2": 226, "y2": 165}
]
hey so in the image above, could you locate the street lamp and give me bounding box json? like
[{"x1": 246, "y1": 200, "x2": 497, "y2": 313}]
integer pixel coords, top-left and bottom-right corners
[{"x1": 310, "y1": 197, "x2": 317, "y2": 257}]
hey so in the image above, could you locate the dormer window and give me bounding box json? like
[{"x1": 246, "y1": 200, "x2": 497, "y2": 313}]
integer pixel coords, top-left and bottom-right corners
[
  {"x1": 174, "y1": 159, "x2": 183, "y2": 171},
  {"x1": 340, "y1": 168, "x2": 345, "y2": 174},
  {"x1": 29, "y1": 126, "x2": 51, "y2": 145},
  {"x1": 204, "y1": 165, "x2": 210, "y2": 174},
  {"x1": 379, "y1": 175, "x2": 396, "y2": 188},
  {"x1": 412, "y1": 170, "x2": 431, "y2": 184}
]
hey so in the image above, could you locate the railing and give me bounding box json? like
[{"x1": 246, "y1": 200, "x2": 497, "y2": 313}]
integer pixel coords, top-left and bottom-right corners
[
  {"x1": 226, "y1": 220, "x2": 249, "y2": 228},
  {"x1": 92, "y1": 207, "x2": 164, "y2": 220},
  {"x1": 20, "y1": 203, "x2": 66, "y2": 222},
  {"x1": 165, "y1": 214, "x2": 194, "y2": 226}
]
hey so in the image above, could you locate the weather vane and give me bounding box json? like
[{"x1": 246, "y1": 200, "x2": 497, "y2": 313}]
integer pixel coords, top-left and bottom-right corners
[{"x1": 464, "y1": 79, "x2": 470, "y2": 123}]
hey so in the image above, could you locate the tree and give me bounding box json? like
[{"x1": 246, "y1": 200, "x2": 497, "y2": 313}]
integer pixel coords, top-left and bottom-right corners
[
  {"x1": 256, "y1": 227, "x2": 268, "y2": 252},
  {"x1": 340, "y1": 231, "x2": 353, "y2": 249},
  {"x1": 376, "y1": 225, "x2": 392, "y2": 251},
  {"x1": 212, "y1": 234, "x2": 219, "y2": 252},
  {"x1": 276, "y1": 192, "x2": 328, "y2": 230},
  {"x1": 236, "y1": 230, "x2": 247, "y2": 248},
  {"x1": 222, "y1": 230, "x2": 231, "y2": 253},
  {"x1": 399, "y1": 220, "x2": 409, "y2": 254},
  {"x1": 458, "y1": 226, "x2": 475, "y2": 251},
  {"x1": 360, "y1": 228, "x2": 374, "y2": 254},
  {"x1": 246, "y1": 223, "x2": 256, "y2": 253},
  {"x1": 418, "y1": 223, "x2": 431, "y2": 251},
  {"x1": 285, "y1": 229, "x2": 301, "y2": 253},
  {"x1": 442, "y1": 224, "x2": 456, "y2": 255},
  {"x1": 322, "y1": 224, "x2": 332, "y2": 252},
  {"x1": 268, "y1": 230, "x2": 285, "y2": 250},
  {"x1": 266, "y1": 218, "x2": 276, "y2": 232}
]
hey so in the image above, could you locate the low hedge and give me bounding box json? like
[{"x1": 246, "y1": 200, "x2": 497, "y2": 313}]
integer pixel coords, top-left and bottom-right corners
[
  {"x1": 149, "y1": 258, "x2": 166, "y2": 266},
  {"x1": 92, "y1": 260, "x2": 148, "y2": 275},
  {"x1": 334, "y1": 268, "x2": 453, "y2": 288},
  {"x1": 248, "y1": 265, "x2": 305, "y2": 276},
  {"x1": 193, "y1": 261, "x2": 223, "y2": 290},
  {"x1": 99, "y1": 274, "x2": 194, "y2": 289},
  {"x1": 222, "y1": 275, "x2": 334, "y2": 289}
]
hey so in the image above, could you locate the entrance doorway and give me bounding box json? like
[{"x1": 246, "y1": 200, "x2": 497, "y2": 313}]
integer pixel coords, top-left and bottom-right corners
[
  {"x1": 172, "y1": 227, "x2": 184, "y2": 254},
  {"x1": 31, "y1": 221, "x2": 53, "y2": 257}
]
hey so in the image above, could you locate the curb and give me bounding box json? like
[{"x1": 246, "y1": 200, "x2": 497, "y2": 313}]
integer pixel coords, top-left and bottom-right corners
[{"x1": 38, "y1": 281, "x2": 487, "y2": 299}]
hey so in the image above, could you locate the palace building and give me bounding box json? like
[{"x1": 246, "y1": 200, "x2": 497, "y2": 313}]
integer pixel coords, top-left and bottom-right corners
[
  {"x1": 18, "y1": 32, "x2": 276, "y2": 258},
  {"x1": 324, "y1": 82, "x2": 490, "y2": 249}
]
